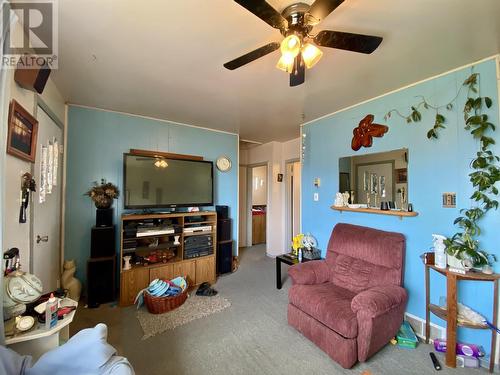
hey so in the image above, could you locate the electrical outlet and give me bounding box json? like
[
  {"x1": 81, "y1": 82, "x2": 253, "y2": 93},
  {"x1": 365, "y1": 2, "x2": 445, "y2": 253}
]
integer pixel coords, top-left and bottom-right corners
[{"x1": 313, "y1": 193, "x2": 319, "y2": 201}]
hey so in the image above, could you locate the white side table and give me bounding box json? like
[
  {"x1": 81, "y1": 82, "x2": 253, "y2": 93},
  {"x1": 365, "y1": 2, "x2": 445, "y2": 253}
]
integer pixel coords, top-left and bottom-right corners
[{"x1": 6, "y1": 298, "x2": 78, "y2": 361}]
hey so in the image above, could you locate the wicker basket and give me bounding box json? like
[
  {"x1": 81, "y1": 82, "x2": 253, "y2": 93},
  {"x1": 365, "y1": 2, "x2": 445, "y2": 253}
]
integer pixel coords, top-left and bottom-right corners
[{"x1": 144, "y1": 283, "x2": 188, "y2": 314}]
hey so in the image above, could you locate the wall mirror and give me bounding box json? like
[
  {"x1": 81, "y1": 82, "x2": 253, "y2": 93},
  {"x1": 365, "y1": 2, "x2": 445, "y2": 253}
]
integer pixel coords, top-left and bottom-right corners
[{"x1": 338, "y1": 149, "x2": 408, "y2": 209}]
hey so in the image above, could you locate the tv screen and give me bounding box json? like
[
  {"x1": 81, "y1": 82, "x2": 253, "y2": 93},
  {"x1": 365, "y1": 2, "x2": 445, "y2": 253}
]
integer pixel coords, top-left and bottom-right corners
[{"x1": 123, "y1": 154, "x2": 213, "y2": 209}]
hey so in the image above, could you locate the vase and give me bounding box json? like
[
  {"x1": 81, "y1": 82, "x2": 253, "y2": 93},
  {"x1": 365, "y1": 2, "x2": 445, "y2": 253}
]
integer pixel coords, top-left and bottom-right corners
[
  {"x1": 61, "y1": 260, "x2": 82, "y2": 301},
  {"x1": 94, "y1": 196, "x2": 113, "y2": 209}
]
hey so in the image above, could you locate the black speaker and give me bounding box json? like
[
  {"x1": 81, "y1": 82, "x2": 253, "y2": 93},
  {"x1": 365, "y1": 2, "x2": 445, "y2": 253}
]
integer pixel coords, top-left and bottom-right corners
[
  {"x1": 96, "y1": 208, "x2": 113, "y2": 227},
  {"x1": 217, "y1": 241, "x2": 232, "y2": 275},
  {"x1": 87, "y1": 256, "x2": 115, "y2": 308},
  {"x1": 216, "y1": 205, "x2": 229, "y2": 220},
  {"x1": 217, "y1": 219, "x2": 231, "y2": 242},
  {"x1": 91, "y1": 226, "x2": 115, "y2": 258}
]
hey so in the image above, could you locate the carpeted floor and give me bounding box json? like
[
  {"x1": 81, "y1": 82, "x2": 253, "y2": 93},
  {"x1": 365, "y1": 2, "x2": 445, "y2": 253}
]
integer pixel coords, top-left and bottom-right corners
[
  {"x1": 137, "y1": 295, "x2": 231, "y2": 340},
  {"x1": 71, "y1": 245, "x2": 486, "y2": 375}
]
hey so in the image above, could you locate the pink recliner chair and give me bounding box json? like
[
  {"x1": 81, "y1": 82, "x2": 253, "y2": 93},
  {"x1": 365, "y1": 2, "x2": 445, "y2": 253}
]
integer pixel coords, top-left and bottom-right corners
[{"x1": 288, "y1": 223, "x2": 407, "y2": 368}]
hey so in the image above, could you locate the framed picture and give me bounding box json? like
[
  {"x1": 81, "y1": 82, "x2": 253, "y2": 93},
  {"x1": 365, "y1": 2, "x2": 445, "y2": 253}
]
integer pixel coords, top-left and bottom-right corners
[
  {"x1": 396, "y1": 168, "x2": 407, "y2": 183},
  {"x1": 6, "y1": 100, "x2": 38, "y2": 162}
]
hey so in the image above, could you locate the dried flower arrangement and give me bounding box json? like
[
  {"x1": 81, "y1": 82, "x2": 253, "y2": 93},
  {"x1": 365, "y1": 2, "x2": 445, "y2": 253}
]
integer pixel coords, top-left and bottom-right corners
[{"x1": 85, "y1": 179, "x2": 119, "y2": 209}]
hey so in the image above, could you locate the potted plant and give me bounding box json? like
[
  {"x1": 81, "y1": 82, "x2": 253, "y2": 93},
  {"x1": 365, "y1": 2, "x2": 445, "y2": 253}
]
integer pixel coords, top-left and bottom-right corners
[{"x1": 85, "y1": 179, "x2": 119, "y2": 209}]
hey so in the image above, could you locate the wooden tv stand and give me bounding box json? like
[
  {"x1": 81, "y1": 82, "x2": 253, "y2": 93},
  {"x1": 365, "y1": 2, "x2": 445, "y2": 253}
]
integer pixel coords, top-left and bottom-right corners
[{"x1": 119, "y1": 211, "x2": 217, "y2": 306}]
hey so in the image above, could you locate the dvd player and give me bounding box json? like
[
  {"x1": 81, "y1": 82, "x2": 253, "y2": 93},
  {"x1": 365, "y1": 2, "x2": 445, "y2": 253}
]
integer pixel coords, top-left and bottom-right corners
[{"x1": 183, "y1": 225, "x2": 212, "y2": 234}]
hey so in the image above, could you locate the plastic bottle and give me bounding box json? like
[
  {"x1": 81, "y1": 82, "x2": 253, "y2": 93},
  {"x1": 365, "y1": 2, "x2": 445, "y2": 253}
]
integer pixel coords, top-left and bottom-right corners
[
  {"x1": 45, "y1": 293, "x2": 58, "y2": 329},
  {"x1": 298, "y1": 248, "x2": 303, "y2": 263},
  {"x1": 433, "y1": 234, "x2": 447, "y2": 269}
]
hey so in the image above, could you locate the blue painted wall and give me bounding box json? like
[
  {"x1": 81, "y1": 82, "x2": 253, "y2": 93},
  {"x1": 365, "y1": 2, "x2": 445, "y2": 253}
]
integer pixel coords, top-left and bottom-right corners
[
  {"x1": 65, "y1": 106, "x2": 238, "y2": 286},
  {"x1": 302, "y1": 58, "x2": 500, "y2": 353}
]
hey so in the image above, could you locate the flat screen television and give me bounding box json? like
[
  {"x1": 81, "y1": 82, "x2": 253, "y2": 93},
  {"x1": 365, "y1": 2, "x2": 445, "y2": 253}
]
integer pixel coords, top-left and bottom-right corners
[{"x1": 123, "y1": 153, "x2": 213, "y2": 209}]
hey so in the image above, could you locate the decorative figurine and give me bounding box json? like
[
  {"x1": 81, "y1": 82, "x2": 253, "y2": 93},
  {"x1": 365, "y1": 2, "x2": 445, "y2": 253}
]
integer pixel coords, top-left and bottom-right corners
[
  {"x1": 61, "y1": 260, "x2": 82, "y2": 301},
  {"x1": 123, "y1": 255, "x2": 132, "y2": 271},
  {"x1": 19, "y1": 173, "x2": 36, "y2": 223},
  {"x1": 342, "y1": 191, "x2": 350, "y2": 206},
  {"x1": 334, "y1": 192, "x2": 344, "y2": 207}
]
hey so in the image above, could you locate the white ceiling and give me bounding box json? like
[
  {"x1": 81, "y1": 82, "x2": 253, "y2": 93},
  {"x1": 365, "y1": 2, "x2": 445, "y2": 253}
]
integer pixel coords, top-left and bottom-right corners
[{"x1": 52, "y1": 0, "x2": 500, "y2": 142}]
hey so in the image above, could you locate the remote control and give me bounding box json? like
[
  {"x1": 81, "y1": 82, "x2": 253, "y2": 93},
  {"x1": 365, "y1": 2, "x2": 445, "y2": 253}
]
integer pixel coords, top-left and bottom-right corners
[{"x1": 429, "y1": 352, "x2": 441, "y2": 371}]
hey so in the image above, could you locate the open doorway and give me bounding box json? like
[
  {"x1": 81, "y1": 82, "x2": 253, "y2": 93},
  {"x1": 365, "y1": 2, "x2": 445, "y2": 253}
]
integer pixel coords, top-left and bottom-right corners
[
  {"x1": 249, "y1": 165, "x2": 268, "y2": 245},
  {"x1": 285, "y1": 160, "x2": 301, "y2": 249}
]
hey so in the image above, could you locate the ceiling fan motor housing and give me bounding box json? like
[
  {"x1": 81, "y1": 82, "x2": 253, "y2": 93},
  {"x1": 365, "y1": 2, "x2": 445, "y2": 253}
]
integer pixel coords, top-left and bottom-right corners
[{"x1": 281, "y1": 2, "x2": 313, "y2": 38}]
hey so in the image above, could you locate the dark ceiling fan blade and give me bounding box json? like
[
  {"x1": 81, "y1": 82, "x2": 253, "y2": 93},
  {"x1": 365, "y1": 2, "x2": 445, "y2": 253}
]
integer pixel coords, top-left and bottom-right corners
[
  {"x1": 307, "y1": 0, "x2": 344, "y2": 24},
  {"x1": 314, "y1": 30, "x2": 383, "y2": 54},
  {"x1": 290, "y1": 54, "x2": 305, "y2": 87},
  {"x1": 223, "y1": 42, "x2": 280, "y2": 70},
  {"x1": 234, "y1": 0, "x2": 287, "y2": 30}
]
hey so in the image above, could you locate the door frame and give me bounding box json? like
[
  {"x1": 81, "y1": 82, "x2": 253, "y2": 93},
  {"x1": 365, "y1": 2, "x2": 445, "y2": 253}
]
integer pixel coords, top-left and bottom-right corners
[
  {"x1": 31, "y1": 97, "x2": 65, "y2": 277},
  {"x1": 285, "y1": 158, "x2": 300, "y2": 250},
  {"x1": 246, "y1": 162, "x2": 269, "y2": 247}
]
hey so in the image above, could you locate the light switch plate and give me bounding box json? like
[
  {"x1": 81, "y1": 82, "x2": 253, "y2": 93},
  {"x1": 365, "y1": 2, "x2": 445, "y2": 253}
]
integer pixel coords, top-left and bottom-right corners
[{"x1": 313, "y1": 193, "x2": 319, "y2": 201}]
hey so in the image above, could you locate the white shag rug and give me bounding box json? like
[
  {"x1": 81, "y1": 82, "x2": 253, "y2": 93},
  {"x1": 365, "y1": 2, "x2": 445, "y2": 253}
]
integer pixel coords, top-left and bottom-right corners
[{"x1": 137, "y1": 294, "x2": 231, "y2": 340}]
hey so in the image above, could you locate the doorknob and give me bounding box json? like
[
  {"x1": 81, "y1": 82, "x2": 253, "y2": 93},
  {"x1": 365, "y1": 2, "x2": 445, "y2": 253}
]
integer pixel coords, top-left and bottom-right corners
[{"x1": 36, "y1": 235, "x2": 49, "y2": 244}]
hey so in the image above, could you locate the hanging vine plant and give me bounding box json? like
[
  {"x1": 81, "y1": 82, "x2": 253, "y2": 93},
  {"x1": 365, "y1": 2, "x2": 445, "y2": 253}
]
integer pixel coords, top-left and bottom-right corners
[{"x1": 384, "y1": 69, "x2": 500, "y2": 267}]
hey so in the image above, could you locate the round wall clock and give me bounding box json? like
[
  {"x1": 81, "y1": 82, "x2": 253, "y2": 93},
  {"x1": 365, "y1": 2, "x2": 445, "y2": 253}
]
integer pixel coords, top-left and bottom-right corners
[{"x1": 216, "y1": 156, "x2": 232, "y2": 172}]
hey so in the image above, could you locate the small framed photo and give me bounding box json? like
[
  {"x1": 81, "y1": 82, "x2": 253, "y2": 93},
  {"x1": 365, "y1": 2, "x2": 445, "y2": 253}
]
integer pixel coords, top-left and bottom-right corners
[
  {"x1": 396, "y1": 168, "x2": 407, "y2": 183},
  {"x1": 277, "y1": 173, "x2": 283, "y2": 182},
  {"x1": 6, "y1": 100, "x2": 38, "y2": 162}
]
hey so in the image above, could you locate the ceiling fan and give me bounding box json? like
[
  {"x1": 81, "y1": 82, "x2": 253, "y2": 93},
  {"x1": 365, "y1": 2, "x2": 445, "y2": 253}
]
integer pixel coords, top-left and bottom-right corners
[{"x1": 224, "y1": 0, "x2": 383, "y2": 87}]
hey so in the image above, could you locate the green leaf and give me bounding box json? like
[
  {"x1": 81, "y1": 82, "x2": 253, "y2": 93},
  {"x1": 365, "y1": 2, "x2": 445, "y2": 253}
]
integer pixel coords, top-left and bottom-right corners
[
  {"x1": 473, "y1": 98, "x2": 482, "y2": 109},
  {"x1": 411, "y1": 109, "x2": 422, "y2": 122},
  {"x1": 485, "y1": 97, "x2": 492, "y2": 108},
  {"x1": 427, "y1": 129, "x2": 437, "y2": 139},
  {"x1": 436, "y1": 114, "x2": 445, "y2": 123}
]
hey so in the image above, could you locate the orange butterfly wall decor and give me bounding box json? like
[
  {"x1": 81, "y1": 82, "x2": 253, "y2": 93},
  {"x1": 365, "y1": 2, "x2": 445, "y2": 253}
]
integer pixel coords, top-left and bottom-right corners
[{"x1": 351, "y1": 114, "x2": 389, "y2": 151}]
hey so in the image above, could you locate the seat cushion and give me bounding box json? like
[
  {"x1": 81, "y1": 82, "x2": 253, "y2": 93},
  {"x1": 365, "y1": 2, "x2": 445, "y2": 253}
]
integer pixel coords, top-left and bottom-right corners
[{"x1": 289, "y1": 282, "x2": 358, "y2": 338}]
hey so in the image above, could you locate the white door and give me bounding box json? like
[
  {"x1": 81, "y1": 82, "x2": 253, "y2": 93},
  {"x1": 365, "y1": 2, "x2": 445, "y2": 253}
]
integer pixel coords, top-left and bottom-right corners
[{"x1": 33, "y1": 106, "x2": 63, "y2": 292}]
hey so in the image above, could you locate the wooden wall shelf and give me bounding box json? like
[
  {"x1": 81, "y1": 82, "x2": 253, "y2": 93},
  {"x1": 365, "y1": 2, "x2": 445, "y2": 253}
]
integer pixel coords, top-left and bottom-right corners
[{"x1": 331, "y1": 206, "x2": 418, "y2": 219}]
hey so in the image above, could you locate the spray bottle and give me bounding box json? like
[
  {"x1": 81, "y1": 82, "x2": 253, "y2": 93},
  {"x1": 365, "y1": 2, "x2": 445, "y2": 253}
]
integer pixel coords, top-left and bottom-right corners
[{"x1": 432, "y1": 234, "x2": 447, "y2": 269}]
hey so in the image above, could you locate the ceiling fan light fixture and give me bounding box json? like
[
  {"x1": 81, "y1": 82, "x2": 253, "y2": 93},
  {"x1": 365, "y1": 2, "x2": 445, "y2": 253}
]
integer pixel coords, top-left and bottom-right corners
[
  {"x1": 301, "y1": 43, "x2": 323, "y2": 69},
  {"x1": 276, "y1": 53, "x2": 295, "y2": 73},
  {"x1": 154, "y1": 159, "x2": 168, "y2": 168},
  {"x1": 280, "y1": 34, "x2": 301, "y2": 58}
]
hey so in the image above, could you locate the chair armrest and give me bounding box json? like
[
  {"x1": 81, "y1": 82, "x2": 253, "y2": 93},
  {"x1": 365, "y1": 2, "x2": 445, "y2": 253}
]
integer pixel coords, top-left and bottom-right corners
[
  {"x1": 288, "y1": 260, "x2": 330, "y2": 285},
  {"x1": 351, "y1": 285, "x2": 407, "y2": 318}
]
